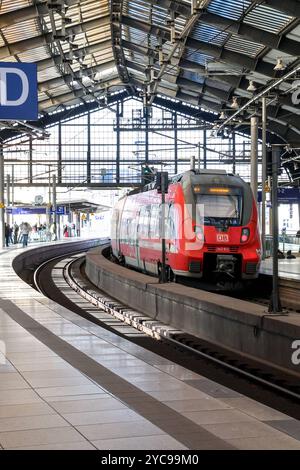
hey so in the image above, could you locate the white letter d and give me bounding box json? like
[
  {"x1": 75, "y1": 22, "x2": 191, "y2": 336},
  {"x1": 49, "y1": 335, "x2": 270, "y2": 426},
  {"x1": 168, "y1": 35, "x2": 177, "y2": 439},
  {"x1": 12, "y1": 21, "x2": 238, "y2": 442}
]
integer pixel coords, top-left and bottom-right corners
[{"x1": 0, "y1": 67, "x2": 29, "y2": 106}]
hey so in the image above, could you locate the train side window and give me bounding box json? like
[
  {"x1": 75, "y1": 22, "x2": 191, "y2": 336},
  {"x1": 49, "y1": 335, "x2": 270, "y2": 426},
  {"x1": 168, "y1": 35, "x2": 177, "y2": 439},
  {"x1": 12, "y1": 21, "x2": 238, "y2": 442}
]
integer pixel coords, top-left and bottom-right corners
[
  {"x1": 150, "y1": 205, "x2": 159, "y2": 239},
  {"x1": 137, "y1": 207, "x2": 144, "y2": 236},
  {"x1": 144, "y1": 206, "x2": 151, "y2": 238},
  {"x1": 128, "y1": 214, "x2": 137, "y2": 245},
  {"x1": 120, "y1": 213, "x2": 127, "y2": 241},
  {"x1": 138, "y1": 206, "x2": 150, "y2": 238},
  {"x1": 166, "y1": 204, "x2": 176, "y2": 239}
]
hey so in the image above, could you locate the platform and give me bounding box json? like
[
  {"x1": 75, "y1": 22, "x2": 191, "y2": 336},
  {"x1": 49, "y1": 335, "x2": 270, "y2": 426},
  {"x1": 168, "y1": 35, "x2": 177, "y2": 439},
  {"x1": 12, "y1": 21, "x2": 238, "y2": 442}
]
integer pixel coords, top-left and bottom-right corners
[
  {"x1": 0, "y1": 243, "x2": 300, "y2": 449},
  {"x1": 260, "y1": 257, "x2": 300, "y2": 282}
]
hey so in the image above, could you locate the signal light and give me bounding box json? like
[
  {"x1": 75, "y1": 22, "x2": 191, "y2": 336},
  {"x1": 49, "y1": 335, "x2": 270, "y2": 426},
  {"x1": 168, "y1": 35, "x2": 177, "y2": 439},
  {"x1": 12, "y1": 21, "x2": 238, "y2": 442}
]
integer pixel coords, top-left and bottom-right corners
[
  {"x1": 193, "y1": 185, "x2": 201, "y2": 193},
  {"x1": 241, "y1": 227, "x2": 250, "y2": 243},
  {"x1": 155, "y1": 171, "x2": 169, "y2": 194}
]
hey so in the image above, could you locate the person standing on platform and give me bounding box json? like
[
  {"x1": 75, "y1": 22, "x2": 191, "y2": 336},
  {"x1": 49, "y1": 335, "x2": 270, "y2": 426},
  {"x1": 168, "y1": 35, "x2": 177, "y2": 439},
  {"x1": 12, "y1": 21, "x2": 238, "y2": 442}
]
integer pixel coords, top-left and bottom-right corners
[
  {"x1": 13, "y1": 223, "x2": 19, "y2": 244},
  {"x1": 20, "y1": 222, "x2": 31, "y2": 247},
  {"x1": 9, "y1": 225, "x2": 13, "y2": 244},
  {"x1": 4, "y1": 223, "x2": 10, "y2": 247}
]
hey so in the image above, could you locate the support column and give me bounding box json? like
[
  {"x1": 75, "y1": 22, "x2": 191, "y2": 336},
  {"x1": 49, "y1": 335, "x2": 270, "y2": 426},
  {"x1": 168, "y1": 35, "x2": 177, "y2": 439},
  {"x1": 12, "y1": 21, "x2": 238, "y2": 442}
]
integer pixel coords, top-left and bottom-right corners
[
  {"x1": 268, "y1": 175, "x2": 272, "y2": 235},
  {"x1": 46, "y1": 165, "x2": 51, "y2": 232},
  {"x1": 6, "y1": 174, "x2": 10, "y2": 225},
  {"x1": 250, "y1": 116, "x2": 258, "y2": 200},
  {"x1": 58, "y1": 121, "x2": 62, "y2": 184},
  {"x1": 11, "y1": 165, "x2": 14, "y2": 225},
  {"x1": 87, "y1": 111, "x2": 91, "y2": 184},
  {"x1": 116, "y1": 102, "x2": 120, "y2": 184},
  {"x1": 0, "y1": 144, "x2": 5, "y2": 248},
  {"x1": 261, "y1": 97, "x2": 267, "y2": 259},
  {"x1": 52, "y1": 175, "x2": 57, "y2": 240},
  {"x1": 29, "y1": 136, "x2": 33, "y2": 184},
  {"x1": 174, "y1": 113, "x2": 178, "y2": 174},
  {"x1": 76, "y1": 212, "x2": 81, "y2": 237},
  {"x1": 232, "y1": 131, "x2": 236, "y2": 174},
  {"x1": 190, "y1": 155, "x2": 195, "y2": 170},
  {"x1": 269, "y1": 145, "x2": 282, "y2": 313},
  {"x1": 203, "y1": 127, "x2": 207, "y2": 169},
  {"x1": 145, "y1": 108, "x2": 149, "y2": 164}
]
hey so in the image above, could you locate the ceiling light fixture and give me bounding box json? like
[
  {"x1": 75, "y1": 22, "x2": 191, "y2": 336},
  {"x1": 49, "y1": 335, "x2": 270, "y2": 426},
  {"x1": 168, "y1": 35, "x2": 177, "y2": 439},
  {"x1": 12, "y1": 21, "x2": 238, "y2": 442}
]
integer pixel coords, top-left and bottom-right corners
[
  {"x1": 247, "y1": 80, "x2": 257, "y2": 92},
  {"x1": 274, "y1": 57, "x2": 286, "y2": 71},
  {"x1": 230, "y1": 96, "x2": 239, "y2": 109}
]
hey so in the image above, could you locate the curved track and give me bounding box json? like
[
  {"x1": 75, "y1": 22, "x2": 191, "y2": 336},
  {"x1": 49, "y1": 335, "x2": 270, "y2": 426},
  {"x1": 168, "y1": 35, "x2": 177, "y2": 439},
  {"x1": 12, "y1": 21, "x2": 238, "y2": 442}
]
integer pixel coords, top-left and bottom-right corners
[{"x1": 28, "y1": 246, "x2": 300, "y2": 420}]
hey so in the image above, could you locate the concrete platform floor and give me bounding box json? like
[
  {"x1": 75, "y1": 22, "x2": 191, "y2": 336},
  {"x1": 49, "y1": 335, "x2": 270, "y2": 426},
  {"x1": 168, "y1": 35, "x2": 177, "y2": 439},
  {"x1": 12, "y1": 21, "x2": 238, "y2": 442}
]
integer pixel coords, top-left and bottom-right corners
[
  {"x1": 0, "y1": 242, "x2": 300, "y2": 450},
  {"x1": 260, "y1": 257, "x2": 300, "y2": 281}
]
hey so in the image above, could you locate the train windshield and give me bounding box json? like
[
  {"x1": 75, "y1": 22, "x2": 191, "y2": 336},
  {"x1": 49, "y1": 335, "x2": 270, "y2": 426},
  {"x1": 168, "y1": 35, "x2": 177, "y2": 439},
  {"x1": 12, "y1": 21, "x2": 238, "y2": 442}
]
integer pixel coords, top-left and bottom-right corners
[{"x1": 195, "y1": 193, "x2": 242, "y2": 227}]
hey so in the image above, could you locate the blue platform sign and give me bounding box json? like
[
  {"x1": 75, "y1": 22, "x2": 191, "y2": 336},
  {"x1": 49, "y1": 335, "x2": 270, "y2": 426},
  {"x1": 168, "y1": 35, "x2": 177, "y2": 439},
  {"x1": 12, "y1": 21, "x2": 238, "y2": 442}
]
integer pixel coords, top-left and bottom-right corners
[
  {"x1": 0, "y1": 62, "x2": 38, "y2": 120},
  {"x1": 258, "y1": 188, "x2": 300, "y2": 204},
  {"x1": 6, "y1": 207, "x2": 46, "y2": 215}
]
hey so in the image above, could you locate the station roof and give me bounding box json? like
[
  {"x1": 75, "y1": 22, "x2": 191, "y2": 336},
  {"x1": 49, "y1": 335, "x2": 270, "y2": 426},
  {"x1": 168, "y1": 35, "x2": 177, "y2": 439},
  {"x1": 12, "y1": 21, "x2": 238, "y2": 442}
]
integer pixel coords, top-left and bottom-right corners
[
  {"x1": 56, "y1": 199, "x2": 111, "y2": 212},
  {"x1": 0, "y1": 0, "x2": 299, "y2": 144}
]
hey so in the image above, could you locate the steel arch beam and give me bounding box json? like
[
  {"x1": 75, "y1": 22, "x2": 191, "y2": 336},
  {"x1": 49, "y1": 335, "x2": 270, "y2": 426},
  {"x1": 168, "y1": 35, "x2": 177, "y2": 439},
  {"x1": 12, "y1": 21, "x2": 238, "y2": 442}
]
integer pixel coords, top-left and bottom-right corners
[
  {"x1": 251, "y1": 0, "x2": 300, "y2": 18},
  {"x1": 0, "y1": 1, "x2": 80, "y2": 28},
  {"x1": 120, "y1": 15, "x2": 290, "y2": 81},
  {"x1": 0, "y1": 16, "x2": 110, "y2": 60},
  {"x1": 141, "y1": 1, "x2": 300, "y2": 56}
]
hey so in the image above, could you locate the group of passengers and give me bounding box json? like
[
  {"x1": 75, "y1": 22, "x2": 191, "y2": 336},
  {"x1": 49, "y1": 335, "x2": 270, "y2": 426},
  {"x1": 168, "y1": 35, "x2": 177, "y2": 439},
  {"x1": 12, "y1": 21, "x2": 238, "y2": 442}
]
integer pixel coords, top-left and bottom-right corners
[
  {"x1": 63, "y1": 223, "x2": 79, "y2": 238},
  {"x1": 4, "y1": 222, "x2": 31, "y2": 248}
]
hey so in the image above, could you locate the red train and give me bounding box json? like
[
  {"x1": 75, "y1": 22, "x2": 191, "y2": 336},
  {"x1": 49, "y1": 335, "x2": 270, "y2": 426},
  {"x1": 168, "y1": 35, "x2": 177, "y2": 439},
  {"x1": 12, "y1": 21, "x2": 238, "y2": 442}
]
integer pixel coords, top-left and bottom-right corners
[{"x1": 111, "y1": 170, "x2": 261, "y2": 288}]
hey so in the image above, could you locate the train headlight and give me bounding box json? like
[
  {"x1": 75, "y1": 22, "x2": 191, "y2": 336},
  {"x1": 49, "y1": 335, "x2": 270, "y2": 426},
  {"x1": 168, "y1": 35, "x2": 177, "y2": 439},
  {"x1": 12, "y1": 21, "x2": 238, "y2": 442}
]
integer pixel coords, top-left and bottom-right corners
[
  {"x1": 241, "y1": 227, "x2": 250, "y2": 243},
  {"x1": 194, "y1": 225, "x2": 205, "y2": 242}
]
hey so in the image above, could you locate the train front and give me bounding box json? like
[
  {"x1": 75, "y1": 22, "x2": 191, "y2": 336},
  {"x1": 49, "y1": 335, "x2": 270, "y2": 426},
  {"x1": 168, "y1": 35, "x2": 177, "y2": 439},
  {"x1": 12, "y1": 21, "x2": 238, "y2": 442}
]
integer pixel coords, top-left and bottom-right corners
[{"x1": 179, "y1": 171, "x2": 261, "y2": 287}]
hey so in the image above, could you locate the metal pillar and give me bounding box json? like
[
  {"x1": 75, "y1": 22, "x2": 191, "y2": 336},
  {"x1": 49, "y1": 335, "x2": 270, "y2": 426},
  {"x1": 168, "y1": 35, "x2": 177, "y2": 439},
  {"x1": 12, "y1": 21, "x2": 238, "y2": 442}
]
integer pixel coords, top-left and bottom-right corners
[
  {"x1": 250, "y1": 116, "x2": 258, "y2": 200},
  {"x1": 46, "y1": 165, "x2": 51, "y2": 231},
  {"x1": 52, "y1": 175, "x2": 57, "y2": 240},
  {"x1": 268, "y1": 175, "x2": 272, "y2": 235},
  {"x1": 232, "y1": 131, "x2": 236, "y2": 174},
  {"x1": 87, "y1": 111, "x2": 91, "y2": 184},
  {"x1": 269, "y1": 146, "x2": 282, "y2": 313},
  {"x1": 174, "y1": 113, "x2": 178, "y2": 174},
  {"x1": 203, "y1": 127, "x2": 207, "y2": 169},
  {"x1": 58, "y1": 121, "x2": 62, "y2": 184},
  {"x1": 159, "y1": 173, "x2": 168, "y2": 284},
  {"x1": 145, "y1": 108, "x2": 149, "y2": 164},
  {"x1": 6, "y1": 174, "x2": 11, "y2": 225},
  {"x1": 261, "y1": 97, "x2": 267, "y2": 259},
  {"x1": 116, "y1": 102, "x2": 121, "y2": 184},
  {"x1": 197, "y1": 142, "x2": 201, "y2": 171},
  {"x1": 0, "y1": 144, "x2": 5, "y2": 248},
  {"x1": 190, "y1": 155, "x2": 195, "y2": 170},
  {"x1": 29, "y1": 136, "x2": 33, "y2": 183},
  {"x1": 76, "y1": 212, "x2": 81, "y2": 237},
  {"x1": 11, "y1": 165, "x2": 14, "y2": 225}
]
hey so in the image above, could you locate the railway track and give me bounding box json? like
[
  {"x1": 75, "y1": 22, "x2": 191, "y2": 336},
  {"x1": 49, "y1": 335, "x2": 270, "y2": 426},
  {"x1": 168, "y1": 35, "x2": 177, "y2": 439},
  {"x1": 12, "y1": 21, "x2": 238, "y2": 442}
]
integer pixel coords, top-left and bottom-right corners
[
  {"x1": 108, "y1": 246, "x2": 300, "y2": 312},
  {"x1": 65, "y1": 256, "x2": 300, "y2": 402},
  {"x1": 30, "y1": 248, "x2": 300, "y2": 420}
]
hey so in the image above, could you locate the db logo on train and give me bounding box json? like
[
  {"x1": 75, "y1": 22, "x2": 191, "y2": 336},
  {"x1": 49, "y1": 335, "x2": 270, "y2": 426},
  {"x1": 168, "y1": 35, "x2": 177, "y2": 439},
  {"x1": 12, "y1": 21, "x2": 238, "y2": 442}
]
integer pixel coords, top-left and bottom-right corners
[{"x1": 217, "y1": 234, "x2": 229, "y2": 242}]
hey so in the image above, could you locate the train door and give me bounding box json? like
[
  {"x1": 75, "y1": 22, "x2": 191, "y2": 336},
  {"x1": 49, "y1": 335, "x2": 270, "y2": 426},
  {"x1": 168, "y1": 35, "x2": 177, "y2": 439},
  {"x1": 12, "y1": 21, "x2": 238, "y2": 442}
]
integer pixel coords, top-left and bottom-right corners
[
  {"x1": 136, "y1": 207, "x2": 143, "y2": 269},
  {"x1": 166, "y1": 203, "x2": 177, "y2": 252},
  {"x1": 116, "y1": 197, "x2": 126, "y2": 257}
]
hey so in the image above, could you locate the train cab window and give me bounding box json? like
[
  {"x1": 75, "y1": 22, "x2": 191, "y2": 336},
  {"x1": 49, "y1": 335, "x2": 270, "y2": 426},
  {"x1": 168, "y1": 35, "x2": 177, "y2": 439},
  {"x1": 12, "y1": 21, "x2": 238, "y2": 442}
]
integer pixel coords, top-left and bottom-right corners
[{"x1": 195, "y1": 193, "x2": 242, "y2": 227}]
